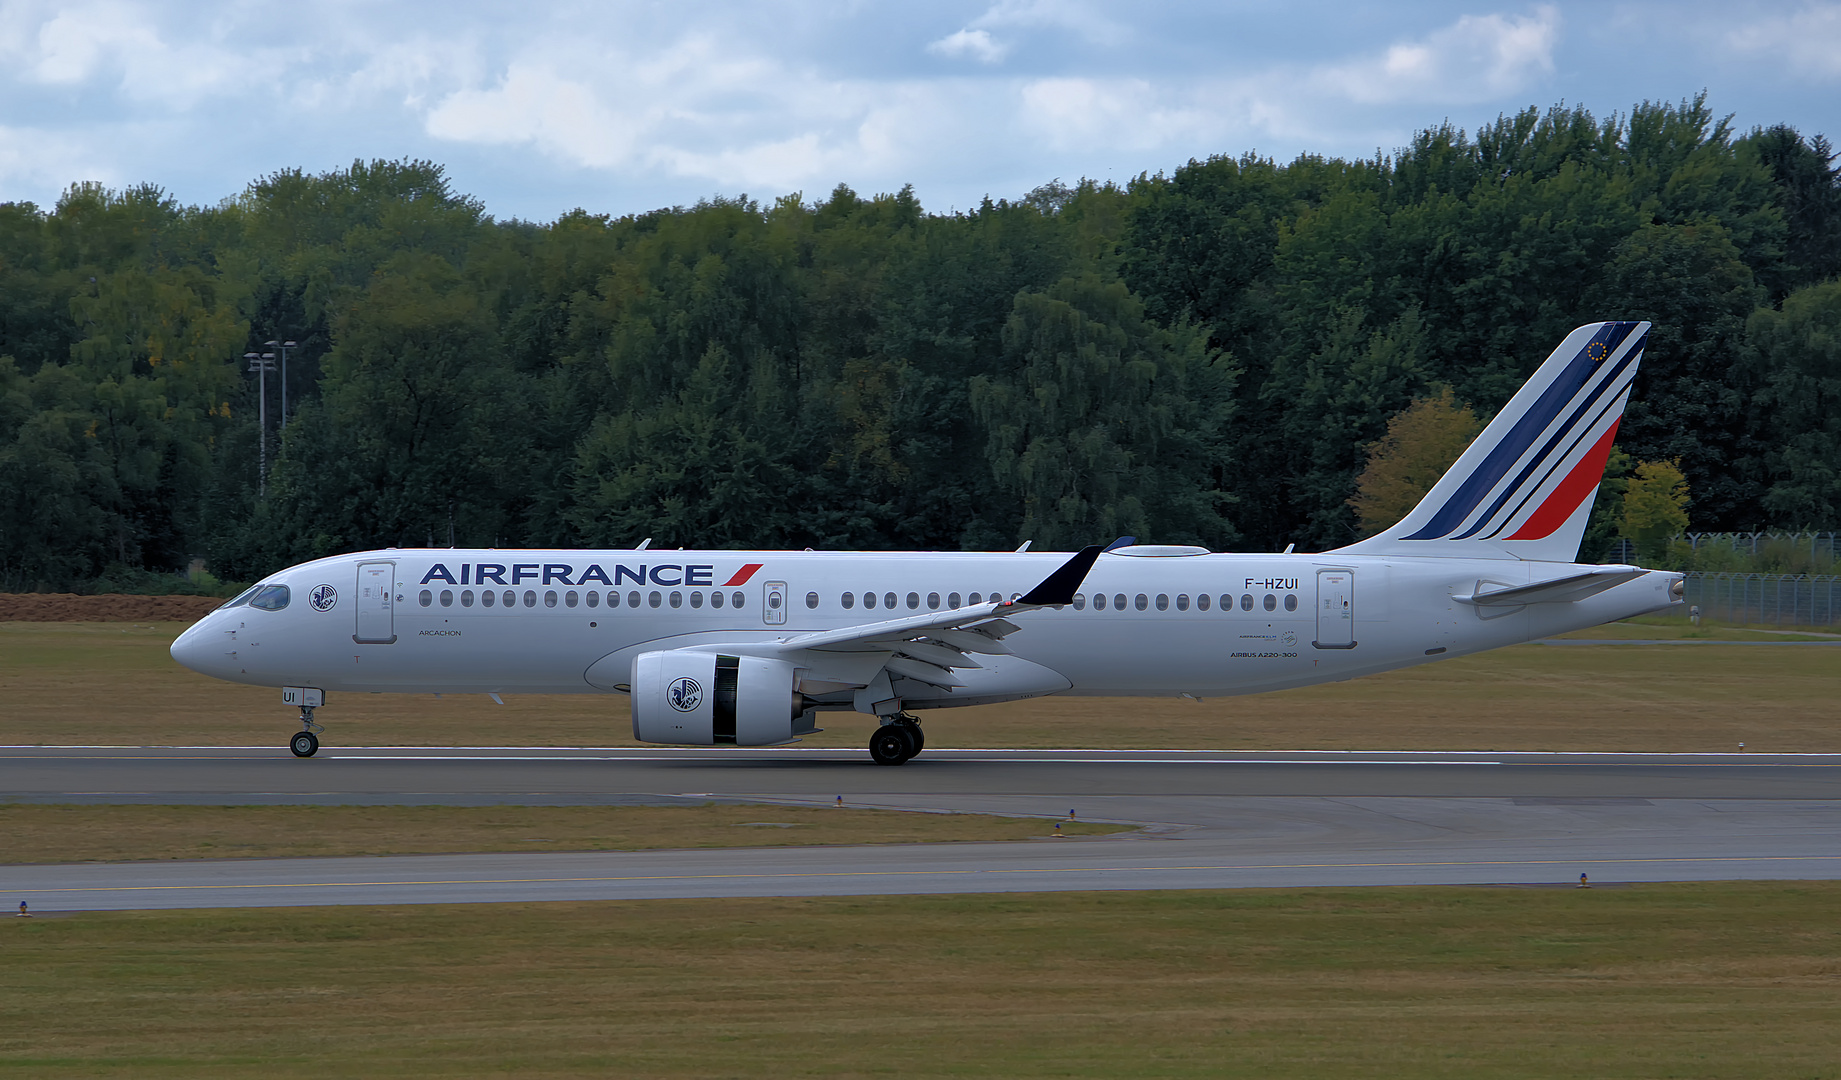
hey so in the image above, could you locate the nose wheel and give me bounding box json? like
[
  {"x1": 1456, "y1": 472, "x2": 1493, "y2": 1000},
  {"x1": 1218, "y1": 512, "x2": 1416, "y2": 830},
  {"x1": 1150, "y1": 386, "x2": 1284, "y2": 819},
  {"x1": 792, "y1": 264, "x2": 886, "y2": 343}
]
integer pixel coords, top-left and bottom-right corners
[{"x1": 290, "y1": 703, "x2": 323, "y2": 757}]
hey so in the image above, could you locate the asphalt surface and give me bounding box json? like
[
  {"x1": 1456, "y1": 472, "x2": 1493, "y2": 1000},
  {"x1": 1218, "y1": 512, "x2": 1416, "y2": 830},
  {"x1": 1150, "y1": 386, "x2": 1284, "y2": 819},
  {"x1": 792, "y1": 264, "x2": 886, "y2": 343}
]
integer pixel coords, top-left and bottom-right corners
[{"x1": 6, "y1": 746, "x2": 1841, "y2": 910}]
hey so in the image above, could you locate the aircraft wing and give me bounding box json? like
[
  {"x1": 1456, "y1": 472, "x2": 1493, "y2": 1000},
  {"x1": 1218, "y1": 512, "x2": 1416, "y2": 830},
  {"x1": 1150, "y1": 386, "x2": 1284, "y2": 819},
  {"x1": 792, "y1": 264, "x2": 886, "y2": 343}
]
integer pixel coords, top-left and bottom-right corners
[
  {"x1": 1453, "y1": 567, "x2": 1650, "y2": 607},
  {"x1": 770, "y1": 545, "x2": 1101, "y2": 690}
]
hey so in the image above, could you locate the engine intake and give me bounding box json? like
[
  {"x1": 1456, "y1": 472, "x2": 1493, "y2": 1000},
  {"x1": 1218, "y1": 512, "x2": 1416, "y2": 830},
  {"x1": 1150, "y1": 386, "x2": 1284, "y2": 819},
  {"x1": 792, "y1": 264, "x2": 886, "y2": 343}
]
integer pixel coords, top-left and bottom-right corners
[{"x1": 631, "y1": 651, "x2": 809, "y2": 746}]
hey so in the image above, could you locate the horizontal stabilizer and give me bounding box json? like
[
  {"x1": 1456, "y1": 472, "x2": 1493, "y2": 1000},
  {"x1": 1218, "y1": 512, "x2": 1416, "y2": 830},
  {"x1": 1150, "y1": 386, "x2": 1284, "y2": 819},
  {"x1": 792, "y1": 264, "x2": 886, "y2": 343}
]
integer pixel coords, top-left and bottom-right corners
[{"x1": 1453, "y1": 568, "x2": 1649, "y2": 606}]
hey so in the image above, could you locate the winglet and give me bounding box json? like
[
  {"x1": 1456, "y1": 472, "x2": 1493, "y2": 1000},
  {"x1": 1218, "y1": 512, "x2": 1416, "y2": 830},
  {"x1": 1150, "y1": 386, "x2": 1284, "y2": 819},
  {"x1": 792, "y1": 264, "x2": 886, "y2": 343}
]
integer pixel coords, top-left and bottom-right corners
[{"x1": 1015, "y1": 546, "x2": 1103, "y2": 607}]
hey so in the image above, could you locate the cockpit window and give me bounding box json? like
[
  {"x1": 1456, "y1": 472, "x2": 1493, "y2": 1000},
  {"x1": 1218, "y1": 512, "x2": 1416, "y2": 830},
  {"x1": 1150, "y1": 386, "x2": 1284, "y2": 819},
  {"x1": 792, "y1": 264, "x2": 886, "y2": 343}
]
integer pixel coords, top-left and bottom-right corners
[
  {"x1": 216, "y1": 585, "x2": 260, "y2": 610},
  {"x1": 249, "y1": 584, "x2": 291, "y2": 611}
]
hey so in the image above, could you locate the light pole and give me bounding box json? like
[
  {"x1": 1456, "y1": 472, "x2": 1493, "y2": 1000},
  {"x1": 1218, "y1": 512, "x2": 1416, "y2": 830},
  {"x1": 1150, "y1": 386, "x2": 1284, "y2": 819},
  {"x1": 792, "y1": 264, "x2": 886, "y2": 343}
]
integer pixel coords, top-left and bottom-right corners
[
  {"x1": 245, "y1": 350, "x2": 276, "y2": 496},
  {"x1": 264, "y1": 339, "x2": 298, "y2": 428}
]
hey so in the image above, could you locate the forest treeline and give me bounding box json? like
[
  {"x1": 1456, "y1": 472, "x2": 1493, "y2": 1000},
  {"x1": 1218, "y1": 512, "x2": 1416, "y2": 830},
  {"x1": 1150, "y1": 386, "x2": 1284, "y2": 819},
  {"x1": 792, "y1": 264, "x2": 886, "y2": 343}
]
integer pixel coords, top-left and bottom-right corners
[{"x1": 2, "y1": 94, "x2": 1839, "y2": 591}]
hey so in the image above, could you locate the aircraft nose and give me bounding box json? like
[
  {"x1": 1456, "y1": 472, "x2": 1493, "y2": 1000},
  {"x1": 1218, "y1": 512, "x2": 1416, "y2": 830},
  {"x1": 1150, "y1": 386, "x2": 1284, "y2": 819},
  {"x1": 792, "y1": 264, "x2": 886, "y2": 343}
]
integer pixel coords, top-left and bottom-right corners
[{"x1": 170, "y1": 619, "x2": 221, "y2": 675}]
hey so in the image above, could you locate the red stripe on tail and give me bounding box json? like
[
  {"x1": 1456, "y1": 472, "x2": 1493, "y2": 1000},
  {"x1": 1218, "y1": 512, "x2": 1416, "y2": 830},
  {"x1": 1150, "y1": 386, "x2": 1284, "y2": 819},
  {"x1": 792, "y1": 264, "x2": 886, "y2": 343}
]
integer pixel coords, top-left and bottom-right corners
[{"x1": 1505, "y1": 420, "x2": 1621, "y2": 541}]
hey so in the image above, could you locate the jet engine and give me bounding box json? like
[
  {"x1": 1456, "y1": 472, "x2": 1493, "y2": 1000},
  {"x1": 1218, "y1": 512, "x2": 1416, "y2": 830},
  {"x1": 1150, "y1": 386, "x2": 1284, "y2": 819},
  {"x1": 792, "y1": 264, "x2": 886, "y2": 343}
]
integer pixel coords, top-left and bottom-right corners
[{"x1": 631, "y1": 651, "x2": 810, "y2": 745}]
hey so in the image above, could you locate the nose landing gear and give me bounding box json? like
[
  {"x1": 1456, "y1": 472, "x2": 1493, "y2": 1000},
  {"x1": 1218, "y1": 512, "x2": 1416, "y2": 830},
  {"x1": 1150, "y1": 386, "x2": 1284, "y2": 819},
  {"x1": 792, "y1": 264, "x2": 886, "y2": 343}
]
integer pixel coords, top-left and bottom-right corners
[{"x1": 286, "y1": 689, "x2": 326, "y2": 757}]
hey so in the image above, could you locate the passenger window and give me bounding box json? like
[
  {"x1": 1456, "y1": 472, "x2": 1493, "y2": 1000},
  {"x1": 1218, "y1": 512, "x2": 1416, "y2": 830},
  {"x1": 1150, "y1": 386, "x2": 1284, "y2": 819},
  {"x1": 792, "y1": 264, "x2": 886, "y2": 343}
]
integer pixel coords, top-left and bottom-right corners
[
  {"x1": 948, "y1": 592, "x2": 962, "y2": 608},
  {"x1": 1135, "y1": 594, "x2": 1148, "y2": 611},
  {"x1": 1264, "y1": 593, "x2": 1277, "y2": 611},
  {"x1": 1093, "y1": 593, "x2": 1107, "y2": 610},
  {"x1": 482, "y1": 589, "x2": 496, "y2": 608},
  {"x1": 806, "y1": 591, "x2": 819, "y2": 609},
  {"x1": 565, "y1": 590, "x2": 578, "y2": 608},
  {"x1": 968, "y1": 592, "x2": 981, "y2": 605},
  {"x1": 928, "y1": 592, "x2": 940, "y2": 610},
  {"x1": 504, "y1": 590, "x2": 516, "y2": 608},
  {"x1": 1197, "y1": 593, "x2": 1210, "y2": 611},
  {"x1": 842, "y1": 591, "x2": 855, "y2": 609},
  {"x1": 605, "y1": 591, "x2": 619, "y2": 609},
  {"x1": 648, "y1": 591, "x2": 662, "y2": 608},
  {"x1": 461, "y1": 590, "x2": 475, "y2": 608},
  {"x1": 1176, "y1": 594, "x2": 1189, "y2": 611},
  {"x1": 1114, "y1": 593, "x2": 1127, "y2": 610},
  {"x1": 441, "y1": 589, "x2": 454, "y2": 608},
  {"x1": 710, "y1": 591, "x2": 723, "y2": 609},
  {"x1": 544, "y1": 590, "x2": 558, "y2": 608},
  {"x1": 691, "y1": 591, "x2": 704, "y2": 609},
  {"x1": 524, "y1": 590, "x2": 538, "y2": 608},
  {"x1": 1240, "y1": 594, "x2": 1253, "y2": 611},
  {"x1": 864, "y1": 592, "x2": 877, "y2": 610},
  {"x1": 628, "y1": 591, "x2": 641, "y2": 608},
  {"x1": 586, "y1": 590, "x2": 599, "y2": 608},
  {"x1": 670, "y1": 591, "x2": 683, "y2": 609},
  {"x1": 419, "y1": 589, "x2": 433, "y2": 608},
  {"x1": 905, "y1": 592, "x2": 919, "y2": 610},
  {"x1": 1155, "y1": 594, "x2": 1169, "y2": 611},
  {"x1": 1284, "y1": 594, "x2": 1298, "y2": 611},
  {"x1": 767, "y1": 591, "x2": 780, "y2": 610},
  {"x1": 1072, "y1": 594, "x2": 1086, "y2": 610},
  {"x1": 884, "y1": 592, "x2": 897, "y2": 609},
  {"x1": 731, "y1": 591, "x2": 745, "y2": 609}
]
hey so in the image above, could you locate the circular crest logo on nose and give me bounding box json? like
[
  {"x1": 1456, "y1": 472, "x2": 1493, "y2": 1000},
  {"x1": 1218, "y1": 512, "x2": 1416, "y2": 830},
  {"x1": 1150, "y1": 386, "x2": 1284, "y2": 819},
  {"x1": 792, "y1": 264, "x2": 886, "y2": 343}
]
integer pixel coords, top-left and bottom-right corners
[
  {"x1": 667, "y1": 677, "x2": 703, "y2": 712},
  {"x1": 309, "y1": 584, "x2": 338, "y2": 612}
]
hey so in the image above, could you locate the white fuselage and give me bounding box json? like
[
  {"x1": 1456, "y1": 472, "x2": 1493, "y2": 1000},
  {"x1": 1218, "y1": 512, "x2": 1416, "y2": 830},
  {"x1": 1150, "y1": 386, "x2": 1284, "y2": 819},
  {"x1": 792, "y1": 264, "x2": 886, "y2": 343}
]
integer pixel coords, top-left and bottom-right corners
[{"x1": 170, "y1": 547, "x2": 1683, "y2": 709}]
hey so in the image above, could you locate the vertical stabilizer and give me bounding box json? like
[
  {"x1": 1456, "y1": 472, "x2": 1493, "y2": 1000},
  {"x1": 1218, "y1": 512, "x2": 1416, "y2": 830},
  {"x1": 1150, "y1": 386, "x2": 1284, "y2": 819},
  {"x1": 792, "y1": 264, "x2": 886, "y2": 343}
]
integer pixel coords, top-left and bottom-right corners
[{"x1": 1330, "y1": 321, "x2": 1649, "y2": 562}]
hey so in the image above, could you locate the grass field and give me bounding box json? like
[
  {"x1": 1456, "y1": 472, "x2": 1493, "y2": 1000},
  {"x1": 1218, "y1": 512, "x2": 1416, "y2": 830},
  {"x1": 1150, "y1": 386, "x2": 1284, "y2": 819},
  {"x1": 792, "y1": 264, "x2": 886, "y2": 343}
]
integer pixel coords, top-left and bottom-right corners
[
  {"x1": 0, "y1": 803, "x2": 1125, "y2": 864},
  {"x1": 3, "y1": 884, "x2": 1839, "y2": 1078},
  {"x1": 4, "y1": 619, "x2": 1836, "y2": 751}
]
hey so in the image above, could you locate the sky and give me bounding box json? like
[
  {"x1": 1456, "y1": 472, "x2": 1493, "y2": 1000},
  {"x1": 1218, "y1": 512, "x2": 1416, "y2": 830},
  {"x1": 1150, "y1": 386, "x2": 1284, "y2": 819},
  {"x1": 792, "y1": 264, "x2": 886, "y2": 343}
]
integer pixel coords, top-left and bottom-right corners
[{"x1": 1, "y1": 0, "x2": 1837, "y2": 221}]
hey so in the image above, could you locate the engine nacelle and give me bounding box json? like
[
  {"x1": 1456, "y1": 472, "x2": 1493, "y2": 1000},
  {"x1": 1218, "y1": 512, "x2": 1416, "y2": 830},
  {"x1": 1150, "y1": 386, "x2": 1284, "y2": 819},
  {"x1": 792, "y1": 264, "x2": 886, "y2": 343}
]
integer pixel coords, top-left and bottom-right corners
[{"x1": 631, "y1": 651, "x2": 807, "y2": 746}]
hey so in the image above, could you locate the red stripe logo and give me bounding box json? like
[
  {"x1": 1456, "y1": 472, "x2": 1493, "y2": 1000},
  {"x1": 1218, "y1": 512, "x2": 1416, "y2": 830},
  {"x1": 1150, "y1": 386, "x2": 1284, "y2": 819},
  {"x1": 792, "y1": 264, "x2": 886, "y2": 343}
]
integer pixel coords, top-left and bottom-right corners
[
  {"x1": 1505, "y1": 420, "x2": 1621, "y2": 541},
  {"x1": 721, "y1": 563, "x2": 764, "y2": 587}
]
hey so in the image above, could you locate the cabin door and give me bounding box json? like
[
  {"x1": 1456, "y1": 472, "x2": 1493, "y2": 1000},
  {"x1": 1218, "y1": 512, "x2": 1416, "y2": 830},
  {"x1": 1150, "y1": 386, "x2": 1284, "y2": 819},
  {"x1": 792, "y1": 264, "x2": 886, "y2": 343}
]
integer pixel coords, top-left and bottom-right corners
[
  {"x1": 1313, "y1": 569, "x2": 1355, "y2": 650},
  {"x1": 354, "y1": 561, "x2": 397, "y2": 644}
]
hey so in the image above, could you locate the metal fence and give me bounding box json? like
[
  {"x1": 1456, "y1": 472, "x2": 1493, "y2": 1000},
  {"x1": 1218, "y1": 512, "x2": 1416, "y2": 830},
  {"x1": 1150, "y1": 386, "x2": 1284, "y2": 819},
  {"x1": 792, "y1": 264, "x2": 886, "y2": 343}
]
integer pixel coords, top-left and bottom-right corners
[
  {"x1": 1683, "y1": 531, "x2": 1838, "y2": 561},
  {"x1": 1681, "y1": 572, "x2": 1841, "y2": 627}
]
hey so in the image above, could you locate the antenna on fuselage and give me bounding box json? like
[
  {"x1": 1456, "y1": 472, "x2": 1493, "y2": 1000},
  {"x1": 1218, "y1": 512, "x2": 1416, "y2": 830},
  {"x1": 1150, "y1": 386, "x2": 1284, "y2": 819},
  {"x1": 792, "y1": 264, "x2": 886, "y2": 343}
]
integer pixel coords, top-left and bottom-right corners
[
  {"x1": 634, "y1": 538, "x2": 652, "y2": 550},
  {"x1": 1015, "y1": 540, "x2": 1032, "y2": 552}
]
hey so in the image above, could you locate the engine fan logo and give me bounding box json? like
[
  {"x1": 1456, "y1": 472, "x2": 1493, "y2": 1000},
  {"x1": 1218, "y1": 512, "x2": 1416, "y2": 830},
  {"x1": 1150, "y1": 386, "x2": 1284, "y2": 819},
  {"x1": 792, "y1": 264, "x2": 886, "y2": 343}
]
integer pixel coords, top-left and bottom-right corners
[
  {"x1": 667, "y1": 677, "x2": 703, "y2": 712},
  {"x1": 309, "y1": 584, "x2": 338, "y2": 612}
]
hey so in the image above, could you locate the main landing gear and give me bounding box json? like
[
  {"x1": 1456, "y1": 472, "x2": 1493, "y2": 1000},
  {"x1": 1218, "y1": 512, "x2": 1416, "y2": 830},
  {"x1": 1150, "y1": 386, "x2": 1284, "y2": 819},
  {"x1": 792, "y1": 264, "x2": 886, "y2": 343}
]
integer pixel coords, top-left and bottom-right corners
[
  {"x1": 869, "y1": 715, "x2": 924, "y2": 766},
  {"x1": 290, "y1": 704, "x2": 324, "y2": 758}
]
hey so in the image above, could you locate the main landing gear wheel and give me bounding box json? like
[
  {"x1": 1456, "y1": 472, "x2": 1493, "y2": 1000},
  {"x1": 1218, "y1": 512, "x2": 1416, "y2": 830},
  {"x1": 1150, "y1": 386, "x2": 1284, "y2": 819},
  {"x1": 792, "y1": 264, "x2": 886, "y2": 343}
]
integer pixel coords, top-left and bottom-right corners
[
  {"x1": 289, "y1": 730, "x2": 320, "y2": 757},
  {"x1": 869, "y1": 725, "x2": 915, "y2": 766}
]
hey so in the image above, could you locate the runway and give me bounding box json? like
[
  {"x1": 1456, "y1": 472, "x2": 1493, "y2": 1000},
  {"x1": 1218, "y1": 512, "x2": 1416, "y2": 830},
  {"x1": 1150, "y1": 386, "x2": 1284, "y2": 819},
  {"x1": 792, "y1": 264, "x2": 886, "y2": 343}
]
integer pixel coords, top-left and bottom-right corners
[{"x1": 6, "y1": 747, "x2": 1841, "y2": 910}]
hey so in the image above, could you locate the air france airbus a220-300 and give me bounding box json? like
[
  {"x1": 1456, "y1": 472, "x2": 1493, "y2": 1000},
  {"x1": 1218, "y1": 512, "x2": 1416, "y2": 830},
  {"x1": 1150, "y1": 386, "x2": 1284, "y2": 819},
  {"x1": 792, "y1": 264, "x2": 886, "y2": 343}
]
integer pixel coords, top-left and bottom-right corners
[{"x1": 172, "y1": 321, "x2": 1684, "y2": 764}]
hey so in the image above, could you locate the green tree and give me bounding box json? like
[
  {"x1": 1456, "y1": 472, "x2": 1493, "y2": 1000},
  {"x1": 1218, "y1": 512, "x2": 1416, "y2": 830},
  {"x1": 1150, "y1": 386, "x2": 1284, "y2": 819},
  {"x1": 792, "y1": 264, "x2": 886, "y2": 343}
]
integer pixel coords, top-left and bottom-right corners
[
  {"x1": 1749, "y1": 279, "x2": 1841, "y2": 527},
  {"x1": 1620, "y1": 459, "x2": 1690, "y2": 563},
  {"x1": 1348, "y1": 387, "x2": 1483, "y2": 537}
]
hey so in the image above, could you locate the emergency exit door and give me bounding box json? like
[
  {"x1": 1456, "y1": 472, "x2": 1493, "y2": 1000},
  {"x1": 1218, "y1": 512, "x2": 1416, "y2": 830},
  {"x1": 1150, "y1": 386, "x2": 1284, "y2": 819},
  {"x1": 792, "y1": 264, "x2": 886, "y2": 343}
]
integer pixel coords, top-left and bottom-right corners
[
  {"x1": 354, "y1": 561, "x2": 397, "y2": 644},
  {"x1": 1313, "y1": 569, "x2": 1355, "y2": 650},
  {"x1": 762, "y1": 580, "x2": 787, "y2": 626}
]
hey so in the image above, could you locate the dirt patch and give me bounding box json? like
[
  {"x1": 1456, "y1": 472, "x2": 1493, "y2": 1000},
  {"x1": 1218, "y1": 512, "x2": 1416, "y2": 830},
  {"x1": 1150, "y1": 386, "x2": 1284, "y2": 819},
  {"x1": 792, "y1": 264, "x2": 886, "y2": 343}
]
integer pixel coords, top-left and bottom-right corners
[{"x1": 0, "y1": 593, "x2": 225, "y2": 622}]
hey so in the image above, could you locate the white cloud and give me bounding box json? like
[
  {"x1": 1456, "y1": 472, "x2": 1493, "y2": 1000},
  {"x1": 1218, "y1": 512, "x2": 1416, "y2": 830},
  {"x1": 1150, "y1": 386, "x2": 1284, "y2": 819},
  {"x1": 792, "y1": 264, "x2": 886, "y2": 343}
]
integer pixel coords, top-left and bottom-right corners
[
  {"x1": 1315, "y1": 5, "x2": 1561, "y2": 105},
  {"x1": 1728, "y1": 3, "x2": 1841, "y2": 80},
  {"x1": 427, "y1": 63, "x2": 638, "y2": 169},
  {"x1": 0, "y1": 123, "x2": 118, "y2": 196},
  {"x1": 968, "y1": 0, "x2": 1128, "y2": 46},
  {"x1": 928, "y1": 28, "x2": 1007, "y2": 63}
]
